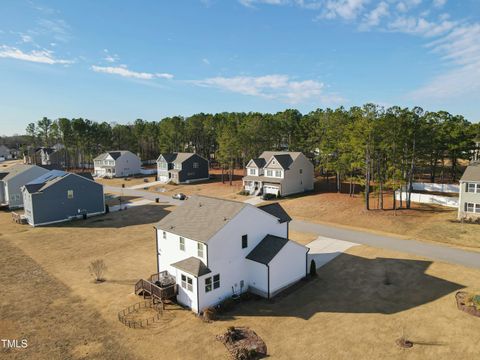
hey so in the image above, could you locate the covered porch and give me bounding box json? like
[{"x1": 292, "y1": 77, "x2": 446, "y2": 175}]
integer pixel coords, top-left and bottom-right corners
[{"x1": 242, "y1": 176, "x2": 282, "y2": 196}]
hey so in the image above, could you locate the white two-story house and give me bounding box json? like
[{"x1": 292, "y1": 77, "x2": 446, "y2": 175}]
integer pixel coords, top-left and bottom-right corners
[
  {"x1": 458, "y1": 162, "x2": 480, "y2": 219},
  {"x1": 242, "y1": 151, "x2": 314, "y2": 196},
  {"x1": 154, "y1": 195, "x2": 307, "y2": 313},
  {"x1": 93, "y1": 150, "x2": 141, "y2": 178}
]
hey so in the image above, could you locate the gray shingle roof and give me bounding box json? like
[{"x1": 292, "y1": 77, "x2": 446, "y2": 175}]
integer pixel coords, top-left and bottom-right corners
[
  {"x1": 1, "y1": 164, "x2": 36, "y2": 182},
  {"x1": 171, "y1": 257, "x2": 211, "y2": 277},
  {"x1": 258, "y1": 203, "x2": 292, "y2": 223},
  {"x1": 23, "y1": 170, "x2": 99, "y2": 194},
  {"x1": 250, "y1": 158, "x2": 266, "y2": 168},
  {"x1": 271, "y1": 154, "x2": 294, "y2": 169},
  {"x1": 246, "y1": 234, "x2": 290, "y2": 265},
  {"x1": 157, "y1": 153, "x2": 199, "y2": 164},
  {"x1": 155, "y1": 195, "x2": 247, "y2": 243},
  {"x1": 93, "y1": 150, "x2": 130, "y2": 161},
  {"x1": 461, "y1": 162, "x2": 480, "y2": 182}
]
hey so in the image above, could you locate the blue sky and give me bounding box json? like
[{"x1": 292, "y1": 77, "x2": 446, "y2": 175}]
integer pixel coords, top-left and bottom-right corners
[{"x1": 0, "y1": 0, "x2": 479, "y2": 135}]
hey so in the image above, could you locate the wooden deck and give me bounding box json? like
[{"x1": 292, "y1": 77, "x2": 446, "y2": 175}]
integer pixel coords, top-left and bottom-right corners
[{"x1": 135, "y1": 271, "x2": 177, "y2": 305}]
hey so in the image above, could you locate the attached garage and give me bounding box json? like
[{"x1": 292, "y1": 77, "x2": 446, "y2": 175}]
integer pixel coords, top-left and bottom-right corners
[{"x1": 263, "y1": 185, "x2": 280, "y2": 195}]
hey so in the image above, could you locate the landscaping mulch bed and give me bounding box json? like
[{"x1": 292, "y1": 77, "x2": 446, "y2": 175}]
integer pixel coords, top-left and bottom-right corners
[
  {"x1": 216, "y1": 327, "x2": 267, "y2": 360},
  {"x1": 455, "y1": 291, "x2": 480, "y2": 318}
]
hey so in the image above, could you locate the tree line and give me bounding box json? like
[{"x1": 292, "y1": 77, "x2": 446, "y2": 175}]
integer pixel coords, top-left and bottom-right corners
[{"x1": 2, "y1": 104, "x2": 478, "y2": 210}]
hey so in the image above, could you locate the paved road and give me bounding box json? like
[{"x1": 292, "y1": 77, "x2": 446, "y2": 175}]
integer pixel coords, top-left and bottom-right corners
[
  {"x1": 291, "y1": 219, "x2": 480, "y2": 270},
  {"x1": 103, "y1": 185, "x2": 183, "y2": 206}
]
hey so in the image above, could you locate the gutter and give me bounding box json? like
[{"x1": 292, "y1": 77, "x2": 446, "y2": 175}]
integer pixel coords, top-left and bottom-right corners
[
  {"x1": 266, "y1": 263, "x2": 270, "y2": 300},
  {"x1": 196, "y1": 276, "x2": 200, "y2": 314},
  {"x1": 154, "y1": 227, "x2": 159, "y2": 273}
]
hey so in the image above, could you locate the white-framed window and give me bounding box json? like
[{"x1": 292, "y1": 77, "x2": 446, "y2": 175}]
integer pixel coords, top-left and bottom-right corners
[
  {"x1": 181, "y1": 274, "x2": 193, "y2": 292},
  {"x1": 159, "y1": 161, "x2": 167, "y2": 169},
  {"x1": 179, "y1": 237, "x2": 185, "y2": 251},
  {"x1": 275, "y1": 170, "x2": 282, "y2": 177},
  {"x1": 67, "y1": 190, "x2": 74, "y2": 199},
  {"x1": 465, "y1": 203, "x2": 480, "y2": 213},
  {"x1": 249, "y1": 168, "x2": 256, "y2": 175},
  {"x1": 266, "y1": 170, "x2": 273, "y2": 177},
  {"x1": 162, "y1": 231, "x2": 166, "y2": 239},
  {"x1": 204, "y1": 274, "x2": 220, "y2": 293},
  {"x1": 193, "y1": 162, "x2": 199, "y2": 169},
  {"x1": 174, "y1": 163, "x2": 182, "y2": 170},
  {"x1": 197, "y1": 242, "x2": 204, "y2": 258},
  {"x1": 467, "y1": 183, "x2": 480, "y2": 193}
]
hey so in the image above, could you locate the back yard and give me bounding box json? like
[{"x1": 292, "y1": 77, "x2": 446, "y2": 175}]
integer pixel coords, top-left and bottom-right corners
[{"x1": 1, "y1": 206, "x2": 479, "y2": 359}]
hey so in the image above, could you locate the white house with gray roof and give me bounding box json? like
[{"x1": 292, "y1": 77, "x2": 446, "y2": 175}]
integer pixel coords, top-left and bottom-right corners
[
  {"x1": 0, "y1": 164, "x2": 50, "y2": 209},
  {"x1": 93, "y1": 150, "x2": 141, "y2": 178},
  {"x1": 154, "y1": 195, "x2": 307, "y2": 313},
  {"x1": 458, "y1": 162, "x2": 480, "y2": 219},
  {"x1": 0, "y1": 145, "x2": 12, "y2": 161},
  {"x1": 243, "y1": 151, "x2": 314, "y2": 196}
]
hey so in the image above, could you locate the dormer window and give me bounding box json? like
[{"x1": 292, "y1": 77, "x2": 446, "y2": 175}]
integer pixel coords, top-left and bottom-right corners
[{"x1": 249, "y1": 168, "x2": 256, "y2": 175}]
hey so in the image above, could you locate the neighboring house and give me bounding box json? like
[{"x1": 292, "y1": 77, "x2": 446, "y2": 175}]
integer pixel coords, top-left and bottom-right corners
[
  {"x1": 35, "y1": 147, "x2": 65, "y2": 168},
  {"x1": 22, "y1": 170, "x2": 105, "y2": 227},
  {"x1": 0, "y1": 145, "x2": 12, "y2": 161},
  {"x1": 156, "y1": 153, "x2": 209, "y2": 184},
  {"x1": 0, "y1": 164, "x2": 50, "y2": 209},
  {"x1": 474, "y1": 139, "x2": 480, "y2": 162},
  {"x1": 154, "y1": 195, "x2": 307, "y2": 313},
  {"x1": 93, "y1": 151, "x2": 141, "y2": 178},
  {"x1": 243, "y1": 151, "x2": 314, "y2": 196},
  {"x1": 458, "y1": 162, "x2": 480, "y2": 219}
]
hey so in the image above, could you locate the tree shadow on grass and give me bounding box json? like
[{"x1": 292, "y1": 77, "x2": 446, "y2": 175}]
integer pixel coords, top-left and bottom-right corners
[
  {"x1": 220, "y1": 253, "x2": 464, "y2": 321},
  {"x1": 46, "y1": 204, "x2": 172, "y2": 229}
]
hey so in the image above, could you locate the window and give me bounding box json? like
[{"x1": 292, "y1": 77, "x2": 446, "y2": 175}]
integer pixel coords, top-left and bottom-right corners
[
  {"x1": 205, "y1": 277, "x2": 212, "y2": 292},
  {"x1": 467, "y1": 183, "x2": 479, "y2": 193},
  {"x1": 179, "y1": 237, "x2": 185, "y2": 251},
  {"x1": 181, "y1": 274, "x2": 193, "y2": 292},
  {"x1": 275, "y1": 170, "x2": 282, "y2": 177},
  {"x1": 67, "y1": 190, "x2": 74, "y2": 199},
  {"x1": 266, "y1": 170, "x2": 273, "y2": 177},
  {"x1": 242, "y1": 234, "x2": 248, "y2": 249},
  {"x1": 465, "y1": 203, "x2": 480, "y2": 213},
  {"x1": 162, "y1": 231, "x2": 166, "y2": 239},
  {"x1": 249, "y1": 168, "x2": 256, "y2": 175},
  {"x1": 197, "y1": 242, "x2": 204, "y2": 258},
  {"x1": 213, "y1": 274, "x2": 220, "y2": 289},
  {"x1": 299, "y1": 168, "x2": 303, "y2": 174},
  {"x1": 174, "y1": 163, "x2": 182, "y2": 170},
  {"x1": 193, "y1": 162, "x2": 199, "y2": 169}
]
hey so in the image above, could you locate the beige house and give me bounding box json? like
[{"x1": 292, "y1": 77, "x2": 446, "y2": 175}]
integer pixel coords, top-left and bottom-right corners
[
  {"x1": 242, "y1": 151, "x2": 314, "y2": 197},
  {"x1": 458, "y1": 162, "x2": 480, "y2": 219}
]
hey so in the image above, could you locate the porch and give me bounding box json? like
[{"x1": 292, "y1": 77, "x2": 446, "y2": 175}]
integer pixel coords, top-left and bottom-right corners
[{"x1": 135, "y1": 271, "x2": 177, "y2": 306}]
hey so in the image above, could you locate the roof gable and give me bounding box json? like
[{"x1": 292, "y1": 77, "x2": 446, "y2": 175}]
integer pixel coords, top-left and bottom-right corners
[
  {"x1": 460, "y1": 162, "x2": 480, "y2": 182},
  {"x1": 257, "y1": 203, "x2": 292, "y2": 223},
  {"x1": 171, "y1": 257, "x2": 211, "y2": 277},
  {"x1": 246, "y1": 234, "x2": 289, "y2": 265}
]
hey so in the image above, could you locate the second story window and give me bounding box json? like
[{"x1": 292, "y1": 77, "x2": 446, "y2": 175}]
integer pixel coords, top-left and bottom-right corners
[
  {"x1": 266, "y1": 170, "x2": 273, "y2": 177},
  {"x1": 197, "y1": 242, "x2": 204, "y2": 258},
  {"x1": 162, "y1": 231, "x2": 166, "y2": 239},
  {"x1": 242, "y1": 235, "x2": 248, "y2": 248},
  {"x1": 299, "y1": 168, "x2": 303, "y2": 174},
  {"x1": 179, "y1": 237, "x2": 185, "y2": 251},
  {"x1": 467, "y1": 183, "x2": 479, "y2": 193},
  {"x1": 249, "y1": 168, "x2": 256, "y2": 175},
  {"x1": 193, "y1": 162, "x2": 199, "y2": 168},
  {"x1": 275, "y1": 170, "x2": 282, "y2": 177},
  {"x1": 67, "y1": 190, "x2": 74, "y2": 199}
]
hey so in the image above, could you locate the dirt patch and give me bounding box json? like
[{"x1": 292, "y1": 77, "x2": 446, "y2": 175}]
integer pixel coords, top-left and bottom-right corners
[{"x1": 216, "y1": 326, "x2": 267, "y2": 359}]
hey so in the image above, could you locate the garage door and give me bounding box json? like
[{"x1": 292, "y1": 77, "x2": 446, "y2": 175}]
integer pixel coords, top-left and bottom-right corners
[{"x1": 264, "y1": 185, "x2": 279, "y2": 195}]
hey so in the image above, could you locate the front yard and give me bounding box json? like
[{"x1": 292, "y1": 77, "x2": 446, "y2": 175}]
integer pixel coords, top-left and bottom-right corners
[{"x1": 1, "y1": 206, "x2": 479, "y2": 359}]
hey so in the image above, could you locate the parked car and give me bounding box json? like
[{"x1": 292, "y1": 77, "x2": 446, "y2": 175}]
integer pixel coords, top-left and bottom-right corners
[
  {"x1": 172, "y1": 193, "x2": 187, "y2": 200},
  {"x1": 261, "y1": 193, "x2": 276, "y2": 200}
]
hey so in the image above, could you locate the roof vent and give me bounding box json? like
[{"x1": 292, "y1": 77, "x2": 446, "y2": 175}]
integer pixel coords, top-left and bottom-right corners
[{"x1": 223, "y1": 216, "x2": 228, "y2": 221}]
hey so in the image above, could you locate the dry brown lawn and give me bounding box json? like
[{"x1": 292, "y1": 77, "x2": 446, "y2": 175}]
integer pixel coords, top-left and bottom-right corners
[
  {"x1": 278, "y1": 191, "x2": 480, "y2": 251},
  {"x1": 95, "y1": 175, "x2": 157, "y2": 188},
  {"x1": 1, "y1": 206, "x2": 480, "y2": 359}
]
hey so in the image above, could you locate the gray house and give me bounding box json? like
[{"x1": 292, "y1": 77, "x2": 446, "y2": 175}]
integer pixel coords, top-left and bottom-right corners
[
  {"x1": 22, "y1": 170, "x2": 105, "y2": 227},
  {"x1": 156, "y1": 153, "x2": 209, "y2": 184},
  {"x1": 35, "y1": 146, "x2": 65, "y2": 168},
  {"x1": 0, "y1": 145, "x2": 12, "y2": 161},
  {"x1": 458, "y1": 162, "x2": 480, "y2": 219},
  {"x1": 0, "y1": 164, "x2": 50, "y2": 209}
]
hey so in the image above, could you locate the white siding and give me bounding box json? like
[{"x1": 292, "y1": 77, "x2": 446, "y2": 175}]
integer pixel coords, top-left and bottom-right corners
[
  {"x1": 247, "y1": 260, "x2": 268, "y2": 297},
  {"x1": 280, "y1": 154, "x2": 314, "y2": 196},
  {"x1": 115, "y1": 152, "x2": 141, "y2": 177},
  {"x1": 269, "y1": 241, "x2": 307, "y2": 296}
]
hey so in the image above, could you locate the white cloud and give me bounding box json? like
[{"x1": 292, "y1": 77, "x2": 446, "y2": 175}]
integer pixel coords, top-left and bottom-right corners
[
  {"x1": 103, "y1": 49, "x2": 119, "y2": 63},
  {"x1": 193, "y1": 74, "x2": 342, "y2": 103},
  {"x1": 202, "y1": 58, "x2": 210, "y2": 65},
  {"x1": 0, "y1": 45, "x2": 73, "y2": 64},
  {"x1": 388, "y1": 16, "x2": 455, "y2": 37},
  {"x1": 360, "y1": 2, "x2": 389, "y2": 29},
  {"x1": 91, "y1": 64, "x2": 173, "y2": 80},
  {"x1": 432, "y1": 0, "x2": 446, "y2": 8},
  {"x1": 36, "y1": 18, "x2": 70, "y2": 42},
  {"x1": 320, "y1": 0, "x2": 368, "y2": 20}
]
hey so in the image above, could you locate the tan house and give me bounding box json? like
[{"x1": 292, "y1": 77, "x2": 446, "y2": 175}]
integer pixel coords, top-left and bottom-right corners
[{"x1": 242, "y1": 151, "x2": 314, "y2": 197}]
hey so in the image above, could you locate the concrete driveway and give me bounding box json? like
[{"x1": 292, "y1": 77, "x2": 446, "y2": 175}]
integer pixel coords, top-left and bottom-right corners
[
  {"x1": 103, "y1": 185, "x2": 183, "y2": 206},
  {"x1": 307, "y1": 236, "x2": 359, "y2": 269}
]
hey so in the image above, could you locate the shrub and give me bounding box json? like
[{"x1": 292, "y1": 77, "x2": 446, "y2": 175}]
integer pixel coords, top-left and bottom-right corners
[
  {"x1": 203, "y1": 307, "x2": 217, "y2": 321},
  {"x1": 89, "y1": 259, "x2": 107, "y2": 282},
  {"x1": 238, "y1": 190, "x2": 249, "y2": 196}
]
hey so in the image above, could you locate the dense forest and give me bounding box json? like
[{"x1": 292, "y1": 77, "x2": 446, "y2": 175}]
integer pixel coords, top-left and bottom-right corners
[{"x1": 1, "y1": 104, "x2": 479, "y2": 210}]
